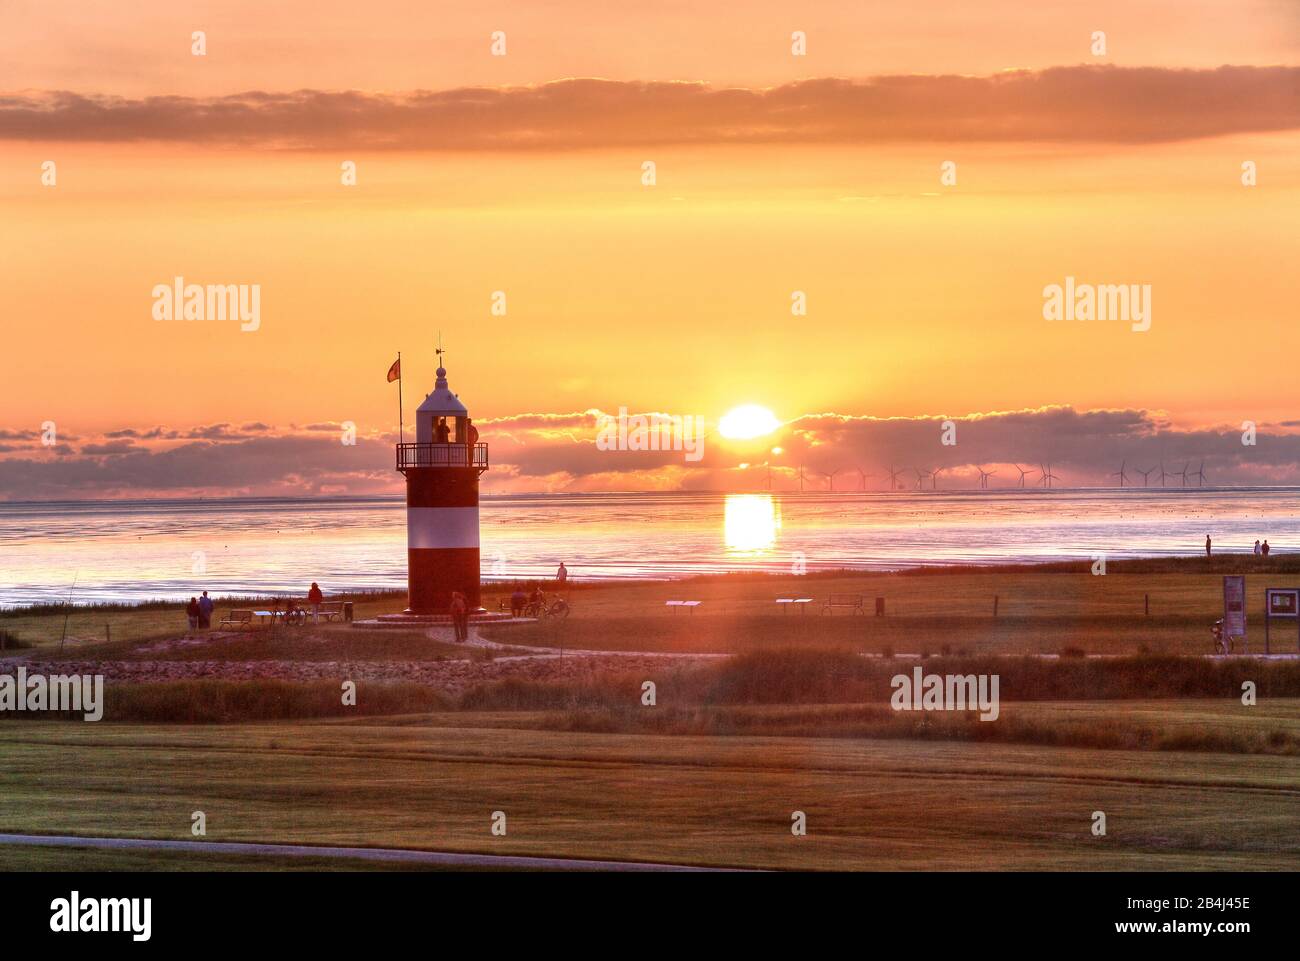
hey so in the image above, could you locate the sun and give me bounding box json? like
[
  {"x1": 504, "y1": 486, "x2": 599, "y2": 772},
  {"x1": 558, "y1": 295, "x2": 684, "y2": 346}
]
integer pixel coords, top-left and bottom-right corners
[{"x1": 718, "y1": 404, "x2": 780, "y2": 440}]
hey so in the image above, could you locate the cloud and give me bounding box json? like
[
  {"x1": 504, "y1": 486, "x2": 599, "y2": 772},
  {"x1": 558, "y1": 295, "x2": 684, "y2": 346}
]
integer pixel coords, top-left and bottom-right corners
[
  {"x1": 78, "y1": 440, "x2": 141, "y2": 455},
  {"x1": 4, "y1": 66, "x2": 1298, "y2": 149},
  {"x1": 2, "y1": 406, "x2": 1299, "y2": 499},
  {"x1": 103, "y1": 427, "x2": 165, "y2": 440}
]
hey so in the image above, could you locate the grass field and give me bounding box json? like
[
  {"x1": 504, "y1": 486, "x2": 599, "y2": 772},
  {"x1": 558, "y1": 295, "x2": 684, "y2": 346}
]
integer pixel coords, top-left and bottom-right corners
[
  {"x1": 3, "y1": 558, "x2": 1297, "y2": 871},
  {"x1": 7, "y1": 558, "x2": 1299, "y2": 657},
  {"x1": 475, "y1": 564, "x2": 1300, "y2": 656},
  {"x1": 1, "y1": 708, "x2": 1296, "y2": 871}
]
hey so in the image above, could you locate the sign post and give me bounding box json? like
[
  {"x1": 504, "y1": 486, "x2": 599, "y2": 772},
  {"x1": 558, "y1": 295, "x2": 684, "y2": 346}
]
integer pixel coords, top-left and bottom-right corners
[{"x1": 1264, "y1": 588, "x2": 1300, "y2": 655}]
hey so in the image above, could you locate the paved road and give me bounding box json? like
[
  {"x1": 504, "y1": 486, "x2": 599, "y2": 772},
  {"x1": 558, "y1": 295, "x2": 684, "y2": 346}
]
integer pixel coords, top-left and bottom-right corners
[{"x1": 0, "y1": 833, "x2": 724, "y2": 871}]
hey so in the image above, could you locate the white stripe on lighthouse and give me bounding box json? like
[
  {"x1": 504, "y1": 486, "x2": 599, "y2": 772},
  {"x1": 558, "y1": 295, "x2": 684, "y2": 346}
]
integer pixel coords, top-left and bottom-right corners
[{"x1": 406, "y1": 507, "x2": 481, "y2": 550}]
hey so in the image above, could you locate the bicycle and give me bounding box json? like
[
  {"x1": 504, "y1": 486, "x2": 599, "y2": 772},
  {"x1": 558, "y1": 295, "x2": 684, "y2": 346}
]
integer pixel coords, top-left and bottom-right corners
[
  {"x1": 523, "y1": 594, "x2": 571, "y2": 619},
  {"x1": 1211, "y1": 618, "x2": 1234, "y2": 655}
]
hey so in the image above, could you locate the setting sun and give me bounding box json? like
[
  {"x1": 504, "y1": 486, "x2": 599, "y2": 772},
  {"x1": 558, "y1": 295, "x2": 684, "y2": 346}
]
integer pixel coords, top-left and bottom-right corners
[{"x1": 718, "y1": 405, "x2": 780, "y2": 440}]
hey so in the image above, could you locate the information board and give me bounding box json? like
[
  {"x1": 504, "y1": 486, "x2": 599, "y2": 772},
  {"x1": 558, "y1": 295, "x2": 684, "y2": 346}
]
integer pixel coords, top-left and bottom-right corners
[{"x1": 1223, "y1": 575, "x2": 1246, "y2": 638}]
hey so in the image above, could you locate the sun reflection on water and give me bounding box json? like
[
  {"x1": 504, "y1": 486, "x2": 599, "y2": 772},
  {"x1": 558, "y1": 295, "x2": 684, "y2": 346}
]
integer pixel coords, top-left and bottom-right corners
[{"x1": 723, "y1": 494, "x2": 780, "y2": 554}]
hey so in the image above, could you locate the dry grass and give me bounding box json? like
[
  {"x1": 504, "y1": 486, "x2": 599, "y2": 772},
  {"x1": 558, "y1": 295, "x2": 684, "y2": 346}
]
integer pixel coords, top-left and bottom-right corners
[
  {"x1": 0, "y1": 679, "x2": 452, "y2": 724},
  {"x1": 9, "y1": 648, "x2": 1297, "y2": 735},
  {"x1": 11, "y1": 557, "x2": 1300, "y2": 657},
  {"x1": 1, "y1": 718, "x2": 1296, "y2": 870},
  {"x1": 461, "y1": 648, "x2": 1300, "y2": 709},
  {"x1": 502, "y1": 702, "x2": 1300, "y2": 756}
]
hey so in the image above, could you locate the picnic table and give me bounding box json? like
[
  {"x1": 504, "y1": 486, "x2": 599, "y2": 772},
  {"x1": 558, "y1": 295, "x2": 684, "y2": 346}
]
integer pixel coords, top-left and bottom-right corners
[{"x1": 775, "y1": 597, "x2": 814, "y2": 614}]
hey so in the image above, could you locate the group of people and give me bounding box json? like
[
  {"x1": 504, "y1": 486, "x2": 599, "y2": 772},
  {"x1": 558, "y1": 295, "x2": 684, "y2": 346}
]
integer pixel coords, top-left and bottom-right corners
[
  {"x1": 185, "y1": 591, "x2": 215, "y2": 631},
  {"x1": 433, "y1": 416, "x2": 478, "y2": 448},
  {"x1": 184, "y1": 582, "x2": 326, "y2": 632},
  {"x1": 180, "y1": 560, "x2": 571, "y2": 640},
  {"x1": 1205, "y1": 535, "x2": 1275, "y2": 558},
  {"x1": 507, "y1": 563, "x2": 569, "y2": 618},
  {"x1": 508, "y1": 586, "x2": 546, "y2": 618}
]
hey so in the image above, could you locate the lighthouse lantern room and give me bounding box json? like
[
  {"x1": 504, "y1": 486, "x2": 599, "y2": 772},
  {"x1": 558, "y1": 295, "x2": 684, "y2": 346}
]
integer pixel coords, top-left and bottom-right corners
[{"x1": 395, "y1": 364, "x2": 487, "y2": 615}]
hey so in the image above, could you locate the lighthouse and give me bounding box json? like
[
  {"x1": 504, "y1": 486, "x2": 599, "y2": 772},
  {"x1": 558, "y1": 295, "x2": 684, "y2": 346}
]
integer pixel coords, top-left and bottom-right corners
[{"x1": 395, "y1": 363, "x2": 487, "y2": 615}]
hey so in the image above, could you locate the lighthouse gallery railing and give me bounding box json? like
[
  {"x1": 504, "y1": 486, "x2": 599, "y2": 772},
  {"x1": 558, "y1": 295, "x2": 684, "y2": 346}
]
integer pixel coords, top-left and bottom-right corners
[{"x1": 396, "y1": 442, "x2": 489, "y2": 471}]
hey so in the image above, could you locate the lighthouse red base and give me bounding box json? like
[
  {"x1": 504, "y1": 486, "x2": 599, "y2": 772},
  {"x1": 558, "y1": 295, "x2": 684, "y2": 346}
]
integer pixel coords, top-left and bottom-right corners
[
  {"x1": 401, "y1": 460, "x2": 484, "y2": 615},
  {"x1": 405, "y1": 547, "x2": 482, "y2": 614}
]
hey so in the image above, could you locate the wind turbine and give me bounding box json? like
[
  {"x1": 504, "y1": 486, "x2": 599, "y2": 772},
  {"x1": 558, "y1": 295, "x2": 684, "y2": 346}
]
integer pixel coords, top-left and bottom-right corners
[
  {"x1": 798, "y1": 465, "x2": 806, "y2": 492},
  {"x1": 818, "y1": 468, "x2": 838, "y2": 492},
  {"x1": 1136, "y1": 466, "x2": 1156, "y2": 487},
  {"x1": 1157, "y1": 461, "x2": 1167, "y2": 487},
  {"x1": 852, "y1": 467, "x2": 868, "y2": 492},
  {"x1": 914, "y1": 468, "x2": 932, "y2": 490},
  {"x1": 1191, "y1": 461, "x2": 1207, "y2": 487},
  {"x1": 1111, "y1": 460, "x2": 1130, "y2": 488},
  {"x1": 1174, "y1": 462, "x2": 1189, "y2": 487},
  {"x1": 977, "y1": 466, "x2": 997, "y2": 490},
  {"x1": 1040, "y1": 463, "x2": 1060, "y2": 489},
  {"x1": 887, "y1": 466, "x2": 905, "y2": 491},
  {"x1": 931, "y1": 467, "x2": 945, "y2": 489},
  {"x1": 1014, "y1": 465, "x2": 1037, "y2": 488}
]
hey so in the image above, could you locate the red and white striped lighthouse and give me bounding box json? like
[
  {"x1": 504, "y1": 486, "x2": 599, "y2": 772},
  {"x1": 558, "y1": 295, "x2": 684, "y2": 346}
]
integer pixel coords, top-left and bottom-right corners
[{"x1": 395, "y1": 363, "x2": 487, "y2": 615}]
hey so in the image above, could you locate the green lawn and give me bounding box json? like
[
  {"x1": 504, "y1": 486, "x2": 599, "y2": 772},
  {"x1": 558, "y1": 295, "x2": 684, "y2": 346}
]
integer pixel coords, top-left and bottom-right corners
[
  {"x1": 9, "y1": 562, "x2": 1300, "y2": 658},
  {"x1": 1, "y1": 704, "x2": 1297, "y2": 871}
]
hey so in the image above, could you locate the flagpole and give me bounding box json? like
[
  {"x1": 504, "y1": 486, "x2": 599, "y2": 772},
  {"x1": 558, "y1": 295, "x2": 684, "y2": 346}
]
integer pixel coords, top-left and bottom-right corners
[{"x1": 397, "y1": 351, "x2": 404, "y2": 446}]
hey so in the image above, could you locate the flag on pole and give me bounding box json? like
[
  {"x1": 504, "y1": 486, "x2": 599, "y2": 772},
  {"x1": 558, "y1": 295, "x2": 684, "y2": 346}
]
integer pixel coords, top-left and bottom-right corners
[{"x1": 390, "y1": 354, "x2": 405, "y2": 446}]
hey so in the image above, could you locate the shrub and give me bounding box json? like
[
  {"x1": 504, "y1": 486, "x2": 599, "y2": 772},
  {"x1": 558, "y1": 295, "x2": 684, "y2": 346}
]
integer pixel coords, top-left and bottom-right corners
[
  {"x1": 0, "y1": 629, "x2": 32, "y2": 650},
  {"x1": 89, "y1": 680, "x2": 452, "y2": 723}
]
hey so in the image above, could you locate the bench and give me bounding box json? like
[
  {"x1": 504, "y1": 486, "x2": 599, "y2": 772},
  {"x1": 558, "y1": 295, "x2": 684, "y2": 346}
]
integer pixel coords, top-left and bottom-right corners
[
  {"x1": 219, "y1": 610, "x2": 254, "y2": 631},
  {"x1": 822, "y1": 593, "x2": 865, "y2": 615},
  {"x1": 317, "y1": 601, "x2": 345, "y2": 622},
  {"x1": 775, "y1": 597, "x2": 814, "y2": 614},
  {"x1": 665, "y1": 600, "x2": 701, "y2": 614}
]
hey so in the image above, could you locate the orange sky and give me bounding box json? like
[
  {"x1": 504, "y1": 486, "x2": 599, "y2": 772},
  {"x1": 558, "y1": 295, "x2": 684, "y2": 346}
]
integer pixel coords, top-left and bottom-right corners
[
  {"x1": 0, "y1": 1, "x2": 1298, "y2": 497},
  {"x1": 3, "y1": 135, "x2": 1296, "y2": 432},
  {"x1": 4, "y1": 0, "x2": 1297, "y2": 93}
]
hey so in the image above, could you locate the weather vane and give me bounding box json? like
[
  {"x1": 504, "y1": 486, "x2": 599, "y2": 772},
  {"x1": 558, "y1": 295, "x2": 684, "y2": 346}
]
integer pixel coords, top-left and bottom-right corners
[{"x1": 436, "y1": 331, "x2": 446, "y2": 368}]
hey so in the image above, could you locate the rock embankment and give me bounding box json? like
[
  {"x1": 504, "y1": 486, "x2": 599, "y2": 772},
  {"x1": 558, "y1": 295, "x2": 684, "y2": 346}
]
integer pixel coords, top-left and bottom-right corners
[{"x1": 3, "y1": 654, "x2": 697, "y2": 698}]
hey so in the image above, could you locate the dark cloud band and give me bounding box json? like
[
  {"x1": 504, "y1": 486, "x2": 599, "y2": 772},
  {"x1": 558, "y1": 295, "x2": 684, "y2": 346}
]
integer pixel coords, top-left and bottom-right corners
[{"x1": 3, "y1": 66, "x2": 1298, "y2": 149}]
